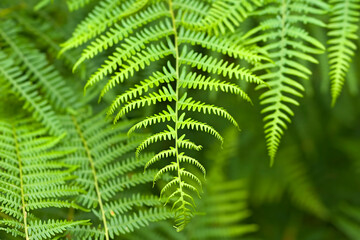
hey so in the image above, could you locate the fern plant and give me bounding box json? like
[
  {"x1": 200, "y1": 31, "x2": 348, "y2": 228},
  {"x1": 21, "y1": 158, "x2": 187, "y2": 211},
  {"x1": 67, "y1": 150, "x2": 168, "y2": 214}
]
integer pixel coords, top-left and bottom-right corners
[
  {"x1": 0, "y1": 118, "x2": 88, "y2": 239},
  {"x1": 59, "y1": 110, "x2": 172, "y2": 239},
  {"x1": 1, "y1": 0, "x2": 360, "y2": 239},
  {"x1": 243, "y1": 0, "x2": 329, "y2": 163},
  {"x1": 61, "y1": 0, "x2": 266, "y2": 230}
]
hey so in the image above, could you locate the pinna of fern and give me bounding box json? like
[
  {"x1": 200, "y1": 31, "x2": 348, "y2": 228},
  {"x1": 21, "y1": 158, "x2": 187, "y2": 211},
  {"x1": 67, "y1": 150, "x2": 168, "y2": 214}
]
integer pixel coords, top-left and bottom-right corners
[
  {"x1": 61, "y1": 0, "x2": 266, "y2": 231},
  {"x1": 243, "y1": 0, "x2": 329, "y2": 164},
  {"x1": 0, "y1": 118, "x2": 88, "y2": 240},
  {"x1": 59, "y1": 110, "x2": 173, "y2": 240}
]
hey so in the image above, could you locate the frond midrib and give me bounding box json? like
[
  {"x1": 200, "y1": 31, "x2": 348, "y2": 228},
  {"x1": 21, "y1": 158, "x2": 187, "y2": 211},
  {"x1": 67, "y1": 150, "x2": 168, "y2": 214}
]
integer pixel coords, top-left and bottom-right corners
[
  {"x1": 11, "y1": 123, "x2": 29, "y2": 240},
  {"x1": 169, "y1": 0, "x2": 188, "y2": 232},
  {"x1": 71, "y1": 115, "x2": 109, "y2": 240}
]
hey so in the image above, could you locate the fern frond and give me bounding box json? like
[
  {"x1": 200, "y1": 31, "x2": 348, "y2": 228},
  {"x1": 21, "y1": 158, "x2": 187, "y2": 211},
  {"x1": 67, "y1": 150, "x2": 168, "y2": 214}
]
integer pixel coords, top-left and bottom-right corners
[
  {"x1": 178, "y1": 117, "x2": 223, "y2": 143},
  {"x1": 0, "y1": 20, "x2": 77, "y2": 112},
  {"x1": 0, "y1": 52, "x2": 63, "y2": 135},
  {"x1": 328, "y1": 0, "x2": 360, "y2": 105},
  {"x1": 247, "y1": 0, "x2": 328, "y2": 164},
  {"x1": 60, "y1": 110, "x2": 171, "y2": 240},
  {"x1": 114, "y1": 85, "x2": 177, "y2": 123},
  {"x1": 62, "y1": 0, "x2": 266, "y2": 230},
  {"x1": 0, "y1": 119, "x2": 87, "y2": 239},
  {"x1": 108, "y1": 208, "x2": 173, "y2": 237}
]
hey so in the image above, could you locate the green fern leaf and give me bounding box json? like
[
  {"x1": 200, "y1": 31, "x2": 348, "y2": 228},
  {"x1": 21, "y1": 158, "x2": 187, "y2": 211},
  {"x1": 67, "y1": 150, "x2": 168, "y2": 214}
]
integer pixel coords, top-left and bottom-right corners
[
  {"x1": 0, "y1": 20, "x2": 77, "y2": 112},
  {"x1": 0, "y1": 52, "x2": 63, "y2": 135},
  {"x1": 62, "y1": 0, "x2": 265, "y2": 230},
  {"x1": 246, "y1": 0, "x2": 328, "y2": 164},
  {"x1": 328, "y1": 0, "x2": 360, "y2": 105}
]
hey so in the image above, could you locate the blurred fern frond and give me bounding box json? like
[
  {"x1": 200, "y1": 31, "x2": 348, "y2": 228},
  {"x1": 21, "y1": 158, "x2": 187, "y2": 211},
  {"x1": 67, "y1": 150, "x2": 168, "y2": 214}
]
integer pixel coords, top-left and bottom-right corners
[
  {"x1": 0, "y1": 19, "x2": 79, "y2": 135},
  {"x1": 0, "y1": 118, "x2": 88, "y2": 239},
  {"x1": 328, "y1": 0, "x2": 360, "y2": 105},
  {"x1": 333, "y1": 203, "x2": 360, "y2": 240}
]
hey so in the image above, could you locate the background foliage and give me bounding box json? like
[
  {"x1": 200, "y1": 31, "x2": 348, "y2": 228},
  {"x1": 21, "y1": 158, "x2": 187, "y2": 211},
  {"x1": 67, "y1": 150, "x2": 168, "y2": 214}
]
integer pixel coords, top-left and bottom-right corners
[{"x1": 0, "y1": 0, "x2": 359, "y2": 239}]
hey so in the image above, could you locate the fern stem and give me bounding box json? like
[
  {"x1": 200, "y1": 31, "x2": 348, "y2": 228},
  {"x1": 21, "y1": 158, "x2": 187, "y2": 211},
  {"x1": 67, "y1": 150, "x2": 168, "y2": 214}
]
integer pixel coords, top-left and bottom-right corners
[
  {"x1": 71, "y1": 116, "x2": 110, "y2": 240},
  {"x1": 12, "y1": 124, "x2": 29, "y2": 240},
  {"x1": 169, "y1": 0, "x2": 186, "y2": 231}
]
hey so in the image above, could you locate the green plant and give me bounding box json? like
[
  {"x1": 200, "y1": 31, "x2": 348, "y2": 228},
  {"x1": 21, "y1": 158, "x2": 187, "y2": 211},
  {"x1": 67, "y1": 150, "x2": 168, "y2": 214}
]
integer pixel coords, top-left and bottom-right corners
[{"x1": 1, "y1": 0, "x2": 360, "y2": 239}]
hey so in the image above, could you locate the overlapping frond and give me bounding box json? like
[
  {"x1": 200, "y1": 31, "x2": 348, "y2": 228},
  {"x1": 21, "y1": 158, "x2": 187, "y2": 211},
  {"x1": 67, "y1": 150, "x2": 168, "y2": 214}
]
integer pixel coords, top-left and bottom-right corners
[
  {"x1": 0, "y1": 20, "x2": 77, "y2": 112},
  {"x1": 60, "y1": 110, "x2": 172, "y2": 240},
  {"x1": 328, "y1": 0, "x2": 360, "y2": 105},
  {"x1": 0, "y1": 19, "x2": 78, "y2": 135},
  {"x1": 0, "y1": 118, "x2": 88, "y2": 239},
  {"x1": 62, "y1": 0, "x2": 265, "y2": 231},
  {"x1": 246, "y1": 0, "x2": 328, "y2": 164},
  {"x1": 250, "y1": 146, "x2": 328, "y2": 220},
  {"x1": 0, "y1": 52, "x2": 62, "y2": 136}
]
